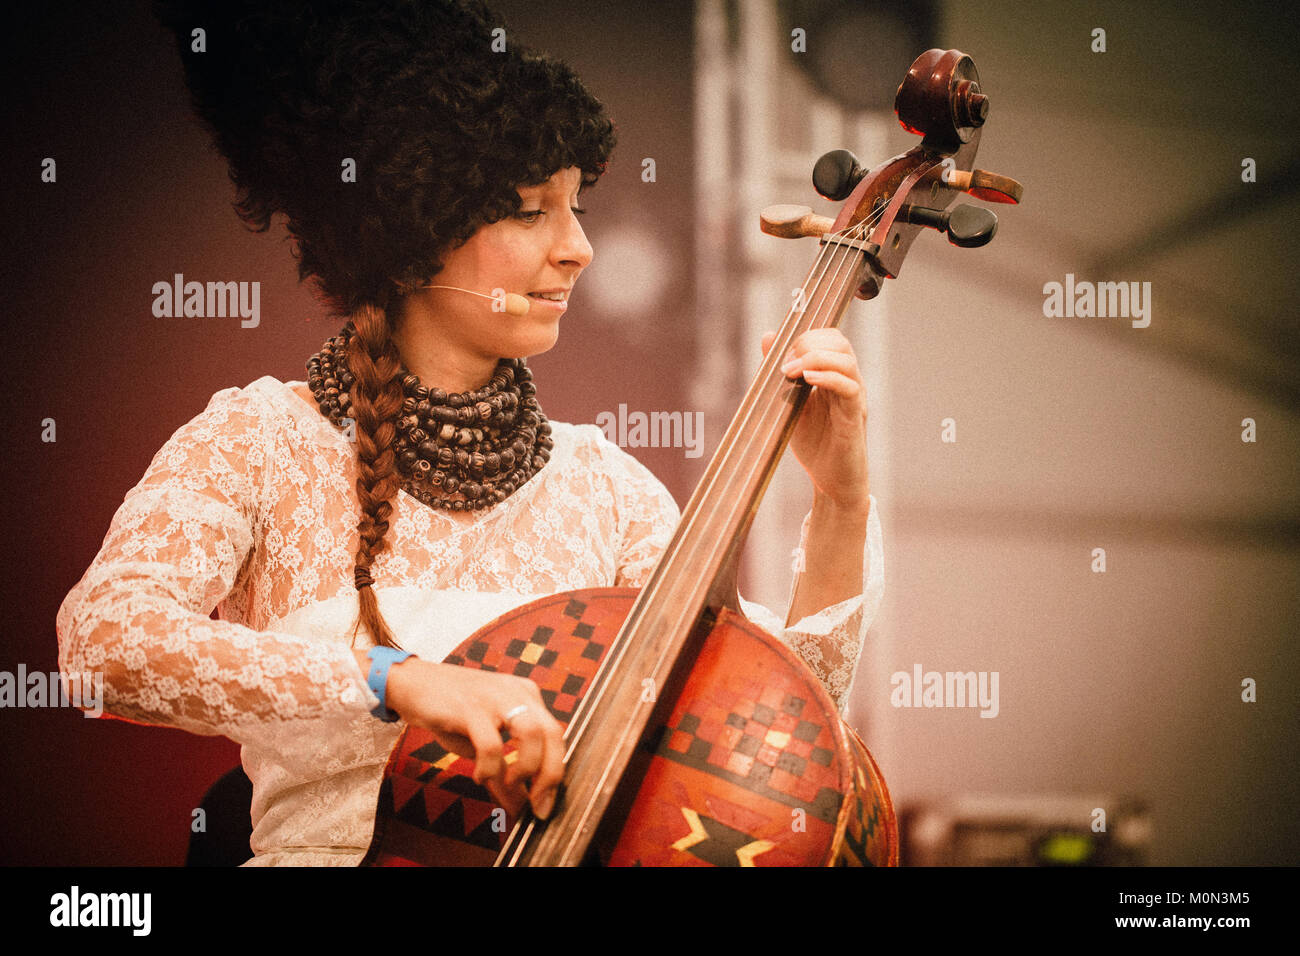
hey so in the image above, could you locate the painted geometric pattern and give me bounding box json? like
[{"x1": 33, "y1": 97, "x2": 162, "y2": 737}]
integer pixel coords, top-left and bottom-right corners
[
  {"x1": 366, "y1": 591, "x2": 897, "y2": 867},
  {"x1": 365, "y1": 592, "x2": 619, "y2": 865},
  {"x1": 605, "y1": 614, "x2": 856, "y2": 866},
  {"x1": 654, "y1": 687, "x2": 843, "y2": 824},
  {"x1": 834, "y1": 728, "x2": 897, "y2": 867}
]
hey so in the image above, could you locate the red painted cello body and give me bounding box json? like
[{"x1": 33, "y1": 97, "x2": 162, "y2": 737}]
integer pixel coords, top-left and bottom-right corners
[{"x1": 362, "y1": 49, "x2": 1020, "y2": 867}]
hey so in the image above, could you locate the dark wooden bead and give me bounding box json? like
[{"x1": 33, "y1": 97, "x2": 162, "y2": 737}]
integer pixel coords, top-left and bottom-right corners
[
  {"x1": 437, "y1": 447, "x2": 453, "y2": 466},
  {"x1": 443, "y1": 476, "x2": 459, "y2": 494},
  {"x1": 418, "y1": 441, "x2": 439, "y2": 460},
  {"x1": 413, "y1": 459, "x2": 432, "y2": 476},
  {"x1": 402, "y1": 374, "x2": 419, "y2": 390},
  {"x1": 456, "y1": 449, "x2": 471, "y2": 469},
  {"x1": 413, "y1": 385, "x2": 429, "y2": 401},
  {"x1": 409, "y1": 428, "x2": 428, "y2": 445},
  {"x1": 399, "y1": 450, "x2": 417, "y2": 468}
]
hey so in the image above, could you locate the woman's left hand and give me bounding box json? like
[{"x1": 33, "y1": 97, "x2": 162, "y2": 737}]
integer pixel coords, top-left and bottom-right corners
[{"x1": 760, "y1": 328, "x2": 870, "y2": 509}]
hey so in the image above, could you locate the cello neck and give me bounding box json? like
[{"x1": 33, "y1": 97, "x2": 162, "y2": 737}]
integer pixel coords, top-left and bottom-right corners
[{"x1": 496, "y1": 246, "x2": 874, "y2": 866}]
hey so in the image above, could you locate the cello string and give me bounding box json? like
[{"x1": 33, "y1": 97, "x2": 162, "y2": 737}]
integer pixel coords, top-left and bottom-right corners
[
  {"x1": 549, "y1": 200, "x2": 890, "y2": 753},
  {"x1": 498, "y1": 167, "x2": 937, "y2": 863},
  {"x1": 555, "y1": 159, "x2": 945, "y2": 745},
  {"x1": 495, "y1": 210, "x2": 888, "y2": 866},
  {"x1": 497, "y1": 196, "x2": 903, "y2": 866},
  {"x1": 497, "y1": 196, "x2": 902, "y2": 865},
  {"x1": 553, "y1": 187, "x2": 915, "y2": 747}
]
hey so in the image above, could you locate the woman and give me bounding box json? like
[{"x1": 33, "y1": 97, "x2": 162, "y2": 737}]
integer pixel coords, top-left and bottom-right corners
[{"x1": 56, "y1": 0, "x2": 883, "y2": 865}]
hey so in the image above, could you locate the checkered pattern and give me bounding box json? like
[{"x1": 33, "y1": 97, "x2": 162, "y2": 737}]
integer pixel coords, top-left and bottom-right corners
[
  {"x1": 657, "y1": 685, "x2": 843, "y2": 824},
  {"x1": 364, "y1": 590, "x2": 628, "y2": 865},
  {"x1": 444, "y1": 595, "x2": 605, "y2": 723}
]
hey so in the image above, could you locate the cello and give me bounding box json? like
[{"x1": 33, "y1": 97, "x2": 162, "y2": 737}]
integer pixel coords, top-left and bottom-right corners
[{"x1": 362, "y1": 48, "x2": 1022, "y2": 867}]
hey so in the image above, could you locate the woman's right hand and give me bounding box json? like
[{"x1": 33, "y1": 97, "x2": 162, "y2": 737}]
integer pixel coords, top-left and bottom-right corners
[{"x1": 356, "y1": 650, "x2": 565, "y2": 820}]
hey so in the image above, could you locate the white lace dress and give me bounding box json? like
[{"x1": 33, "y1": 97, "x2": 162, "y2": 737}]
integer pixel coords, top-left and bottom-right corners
[{"x1": 56, "y1": 375, "x2": 884, "y2": 866}]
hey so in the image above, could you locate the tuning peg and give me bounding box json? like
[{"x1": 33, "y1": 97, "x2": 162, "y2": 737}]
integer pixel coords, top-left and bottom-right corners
[
  {"x1": 900, "y1": 203, "x2": 998, "y2": 248},
  {"x1": 812, "y1": 149, "x2": 865, "y2": 201},
  {"x1": 760, "y1": 204, "x2": 835, "y2": 239},
  {"x1": 943, "y1": 168, "x2": 1023, "y2": 204}
]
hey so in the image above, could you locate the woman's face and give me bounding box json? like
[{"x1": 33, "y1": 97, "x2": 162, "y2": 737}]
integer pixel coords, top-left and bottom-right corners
[{"x1": 417, "y1": 165, "x2": 593, "y2": 363}]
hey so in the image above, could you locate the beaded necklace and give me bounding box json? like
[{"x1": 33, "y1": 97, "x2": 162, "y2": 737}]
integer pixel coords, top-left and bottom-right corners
[{"x1": 306, "y1": 324, "x2": 553, "y2": 512}]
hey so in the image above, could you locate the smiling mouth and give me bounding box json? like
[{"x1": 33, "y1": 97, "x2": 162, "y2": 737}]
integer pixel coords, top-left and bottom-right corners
[{"x1": 526, "y1": 292, "x2": 568, "y2": 307}]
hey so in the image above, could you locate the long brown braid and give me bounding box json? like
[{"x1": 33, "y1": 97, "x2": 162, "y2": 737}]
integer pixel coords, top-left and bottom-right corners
[{"x1": 344, "y1": 303, "x2": 406, "y2": 649}]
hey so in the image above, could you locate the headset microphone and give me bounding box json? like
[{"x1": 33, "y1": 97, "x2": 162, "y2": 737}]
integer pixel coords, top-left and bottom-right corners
[{"x1": 423, "y1": 285, "x2": 531, "y2": 316}]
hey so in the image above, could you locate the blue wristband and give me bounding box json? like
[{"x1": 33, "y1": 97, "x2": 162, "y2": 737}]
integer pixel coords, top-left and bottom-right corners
[{"x1": 366, "y1": 646, "x2": 415, "y2": 722}]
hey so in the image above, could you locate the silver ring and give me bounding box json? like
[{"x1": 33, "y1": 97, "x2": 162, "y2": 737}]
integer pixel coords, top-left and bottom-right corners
[{"x1": 502, "y1": 704, "x2": 529, "y2": 725}]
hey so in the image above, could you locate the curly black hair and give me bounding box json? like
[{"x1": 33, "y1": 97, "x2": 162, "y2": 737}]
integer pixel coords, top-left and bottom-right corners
[
  {"x1": 154, "y1": 0, "x2": 617, "y2": 314},
  {"x1": 154, "y1": 0, "x2": 618, "y2": 650}
]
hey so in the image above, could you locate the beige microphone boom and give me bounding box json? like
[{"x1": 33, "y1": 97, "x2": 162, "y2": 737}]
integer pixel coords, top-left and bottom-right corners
[{"x1": 423, "y1": 285, "x2": 531, "y2": 316}]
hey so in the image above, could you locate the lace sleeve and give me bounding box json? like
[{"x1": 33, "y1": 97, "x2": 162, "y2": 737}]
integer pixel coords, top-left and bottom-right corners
[
  {"x1": 55, "y1": 385, "x2": 379, "y2": 744},
  {"x1": 740, "y1": 495, "x2": 884, "y2": 713},
  {"x1": 595, "y1": 429, "x2": 883, "y2": 712}
]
